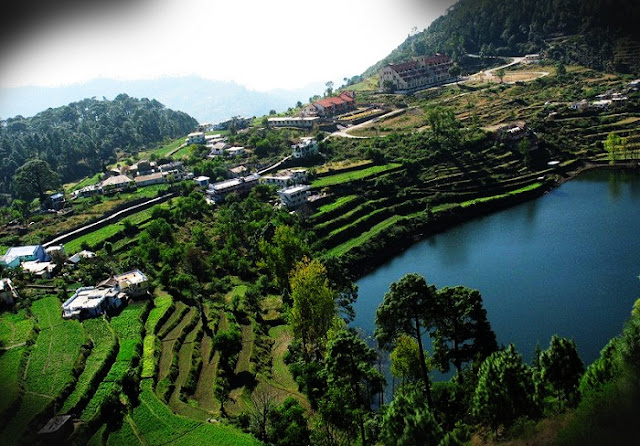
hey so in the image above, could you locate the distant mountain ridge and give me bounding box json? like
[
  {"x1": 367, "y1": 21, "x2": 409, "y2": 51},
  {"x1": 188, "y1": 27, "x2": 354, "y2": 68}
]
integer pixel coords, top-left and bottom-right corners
[
  {"x1": 364, "y1": 0, "x2": 640, "y2": 77},
  {"x1": 0, "y1": 76, "x2": 325, "y2": 123}
]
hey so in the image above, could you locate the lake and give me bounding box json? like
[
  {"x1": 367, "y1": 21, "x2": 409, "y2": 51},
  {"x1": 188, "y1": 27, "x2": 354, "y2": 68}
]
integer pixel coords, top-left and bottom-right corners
[{"x1": 353, "y1": 169, "x2": 640, "y2": 377}]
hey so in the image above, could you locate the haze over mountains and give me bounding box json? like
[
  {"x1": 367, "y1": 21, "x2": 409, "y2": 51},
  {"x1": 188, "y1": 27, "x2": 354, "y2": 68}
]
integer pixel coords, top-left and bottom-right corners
[{"x1": 0, "y1": 76, "x2": 326, "y2": 124}]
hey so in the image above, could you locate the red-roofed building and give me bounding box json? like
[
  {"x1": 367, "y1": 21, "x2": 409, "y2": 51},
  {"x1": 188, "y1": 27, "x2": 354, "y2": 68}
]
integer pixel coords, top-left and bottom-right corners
[
  {"x1": 303, "y1": 91, "x2": 356, "y2": 117},
  {"x1": 378, "y1": 54, "x2": 453, "y2": 94}
]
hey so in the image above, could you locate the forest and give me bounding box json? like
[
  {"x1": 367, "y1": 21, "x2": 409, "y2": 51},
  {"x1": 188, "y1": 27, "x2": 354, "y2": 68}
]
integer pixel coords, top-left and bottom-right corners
[
  {"x1": 363, "y1": 0, "x2": 640, "y2": 76},
  {"x1": 0, "y1": 94, "x2": 197, "y2": 197}
]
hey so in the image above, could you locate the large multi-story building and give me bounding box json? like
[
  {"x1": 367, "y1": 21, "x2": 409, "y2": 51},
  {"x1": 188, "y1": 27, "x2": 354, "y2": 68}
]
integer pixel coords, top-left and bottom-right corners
[{"x1": 378, "y1": 54, "x2": 453, "y2": 94}]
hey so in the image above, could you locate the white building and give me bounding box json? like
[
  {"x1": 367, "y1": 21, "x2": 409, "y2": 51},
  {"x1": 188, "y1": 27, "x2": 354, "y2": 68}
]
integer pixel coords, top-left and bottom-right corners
[
  {"x1": 268, "y1": 117, "x2": 320, "y2": 129},
  {"x1": 292, "y1": 137, "x2": 319, "y2": 159},
  {"x1": 62, "y1": 286, "x2": 124, "y2": 319},
  {"x1": 194, "y1": 176, "x2": 210, "y2": 187},
  {"x1": 261, "y1": 169, "x2": 308, "y2": 188},
  {"x1": 186, "y1": 132, "x2": 206, "y2": 145},
  {"x1": 378, "y1": 54, "x2": 452, "y2": 94},
  {"x1": 207, "y1": 141, "x2": 228, "y2": 157},
  {"x1": 208, "y1": 174, "x2": 260, "y2": 203},
  {"x1": 110, "y1": 269, "x2": 149, "y2": 297},
  {"x1": 226, "y1": 146, "x2": 246, "y2": 157},
  {"x1": 21, "y1": 261, "x2": 57, "y2": 279},
  {"x1": 278, "y1": 185, "x2": 310, "y2": 209}
]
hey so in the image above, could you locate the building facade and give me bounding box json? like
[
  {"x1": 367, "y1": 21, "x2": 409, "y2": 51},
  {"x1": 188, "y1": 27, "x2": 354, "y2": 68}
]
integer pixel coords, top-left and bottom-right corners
[{"x1": 378, "y1": 54, "x2": 453, "y2": 94}]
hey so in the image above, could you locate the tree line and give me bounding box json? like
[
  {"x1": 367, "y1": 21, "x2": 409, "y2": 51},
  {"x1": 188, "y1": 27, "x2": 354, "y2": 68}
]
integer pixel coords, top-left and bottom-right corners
[{"x1": 364, "y1": 0, "x2": 640, "y2": 77}]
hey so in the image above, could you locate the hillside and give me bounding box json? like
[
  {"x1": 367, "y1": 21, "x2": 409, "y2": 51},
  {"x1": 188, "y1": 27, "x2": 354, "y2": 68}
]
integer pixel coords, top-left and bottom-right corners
[
  {"x1": 364, "y1": 0, "x2": 640, "y2": 77},
  {"x1": 1, "y1": 58, "x2": 640, "y2": 445},
  {"x1": 0, "y1": 94, "x2": 197, "y2": 196}
]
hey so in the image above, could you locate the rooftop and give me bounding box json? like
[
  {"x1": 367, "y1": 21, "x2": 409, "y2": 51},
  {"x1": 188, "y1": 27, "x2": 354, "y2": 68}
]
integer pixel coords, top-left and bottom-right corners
[
  {"x1": 135, "y1": 172, "x2": 164, "y2": 182},
  {"x1": 101, "y1": 174, "x2": 133, "y2": 187},
  {"x1": 280, "y1": 185, "x2": 310, "y2": 195},
  {"x1": 63, "y1": 286, "x2": 120, "y2": 312},
  {"x1": 114, "y1": 269, "x2": 148, "y2": 285},
  {"x1": 5, "y1": 245, "x2": 41, "y2": 258}
]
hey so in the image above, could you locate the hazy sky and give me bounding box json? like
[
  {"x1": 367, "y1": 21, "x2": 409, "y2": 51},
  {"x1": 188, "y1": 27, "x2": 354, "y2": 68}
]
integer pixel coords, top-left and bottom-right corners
[{"x1": 0, "y1": 0, "x2": 456, "y2": 92}]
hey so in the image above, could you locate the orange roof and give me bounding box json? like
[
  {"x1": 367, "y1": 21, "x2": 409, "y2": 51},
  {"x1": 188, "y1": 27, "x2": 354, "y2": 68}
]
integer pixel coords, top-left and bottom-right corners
[
  {"x1": 314, "y1": 91, "x2": 355, "y2": 109},
  {"x1": 315, "y1": 96, "x2": 347, "y2": 108}
]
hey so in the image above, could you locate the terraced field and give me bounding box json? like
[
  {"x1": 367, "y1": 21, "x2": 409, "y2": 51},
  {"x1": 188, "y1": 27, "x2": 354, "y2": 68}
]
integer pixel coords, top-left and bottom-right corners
[{"x1": 0, "y1": 293, "x2": 267, "y2": 445}]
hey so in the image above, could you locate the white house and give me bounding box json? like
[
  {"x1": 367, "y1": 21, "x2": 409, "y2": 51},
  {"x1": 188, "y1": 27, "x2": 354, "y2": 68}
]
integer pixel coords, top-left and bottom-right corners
[
  {"x1": 186, "y1": 131, "x2": 206, "y2": 145},
  {"x1": 268, "y1": 117, "x2": 320, "y2": 129},
  {"x1": 21, "y1": 261, "x2": 58, "y2": 279},
  {"x1": 207, "y1": 174, "x2": 260, "y2": 203},
  {"x1": 261, "y1": 169, "x2": 308, "y2": 188},
  {"x1": 72, "y1": 184, "x2": 103, "y2": 199},
  {"x1": 67, "y1": 250, "x2": 96, "y2": 266},
  {"x1": 207, "y1": 141, "x2": 228, "y2": 157},
  {"x1": 292, "y1": 137, "x2": 319, "y2": 158},
  {"x1": 62, "y1": 286, "x2": 124, "y2": 319},
  {"x1": 278, "y1": 185, "x2": 310, "y2": 209},
  {"x1": 226, "y1": 146, "x2": 246, "y2": 157},
  {"x1": 194, "y1": 176, "x2": 210, "y2": 187},
  {"x1": 104, "y1": 269, "x2": 149, "y2": 297}
]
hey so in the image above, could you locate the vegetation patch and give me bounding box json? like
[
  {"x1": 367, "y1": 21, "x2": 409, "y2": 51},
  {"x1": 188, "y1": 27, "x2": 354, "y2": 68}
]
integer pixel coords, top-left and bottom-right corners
[{"x1": 311, "y1": 163, "x2": 402, "y2": 188}]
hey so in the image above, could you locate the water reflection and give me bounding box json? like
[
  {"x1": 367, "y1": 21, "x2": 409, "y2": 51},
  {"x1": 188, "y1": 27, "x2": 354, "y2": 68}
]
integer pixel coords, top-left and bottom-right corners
[{"x1": 354, "y1": 169, "x2": 640, "y2": 390}]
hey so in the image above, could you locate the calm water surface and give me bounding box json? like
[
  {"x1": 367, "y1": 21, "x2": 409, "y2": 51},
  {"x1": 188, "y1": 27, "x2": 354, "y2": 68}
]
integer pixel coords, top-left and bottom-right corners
[{"x1": 353, "y1": 169, "x2": 640, "y2": 371}]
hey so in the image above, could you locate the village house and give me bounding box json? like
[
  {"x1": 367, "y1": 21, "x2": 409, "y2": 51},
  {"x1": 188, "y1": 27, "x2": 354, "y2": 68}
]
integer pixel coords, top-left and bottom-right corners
[
  {"x1": 292, "y1": 137, "x2": 319, "y2": 158},
  {"x1": 570, "y1": 99, "x2": 589, "y2": 111},
  {"x1": 101, "y1": 174, "x2": 135, "y2": 194},
  {"x1": 62, "y1": 269, "x2": 149, "y2": 320},
  {"x1": 278, "y1": 185, "x2": 311, "y2": 209},
  {"x1": 194, "y1": 176, "x2": 210, "y2": 187},
  {"x1": 129, "y1": 159, "x2": 153, "y2": 177},
  {"x1": 226, "y1": 146, "x2": 246, "y2": 157},
  {"x1": 47, "y1": 192, "x2": 66, "y2": 211},
  {"x1": 267, "y1": 116, "x2": 320, "y2": 129},
  {"x1": 207, "y1": 174, "x2": 260, "y2": 203},
  {"x1": 71, "y1": 184, "x2": 103, "y2": 199},
  {"x1": 186, "y1": 131, "x2": 206, "y2": 145},
  {"x1": 229, "y1": 165, "x2": 248, "y2": 178},
  {"x1": 261, "y1": 169, "x2": 308, "y2": 188},
  {"x1": 21, "y1": 260, "x2": 58, "y2": 279},
  {"x1": 207, "y1": 141, "x2": 228, "y2": 157},
  {"x1": 378, "y1": 54, "x2": 453, "y2": 94},
  {"x1": 0, "y1": 245, "x2": 49, "y2": 268},
  {"x1": 522, "y1": 53, "x2": 541, "y2": 64},
  {"x1": 134, "y1": 172, "x2": 165, "y2": 187},
  {"x1": 66, "y1": 250, "x2": 96, "y2": 266},
  {"x1": 98, "y1": 269, "x2": 149, "y2": 297},
  {"x1": 213, "y1": 116, "x2": 252, "y2": 131},
  {"x1": 62, "y1": 286, "x2": 124, "y2": 319},
  {"x1": 0, "y1": 278, "x2": 18, "y2": 306},
  {"x1": 303, "y1": 91, "x2": 356, "y2": 117}
]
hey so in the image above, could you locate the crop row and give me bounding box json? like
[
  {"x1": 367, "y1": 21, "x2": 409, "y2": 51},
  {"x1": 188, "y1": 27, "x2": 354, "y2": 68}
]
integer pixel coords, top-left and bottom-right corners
[{"x1": 60, "y1": 318, "x2": 118, "y2": 414}]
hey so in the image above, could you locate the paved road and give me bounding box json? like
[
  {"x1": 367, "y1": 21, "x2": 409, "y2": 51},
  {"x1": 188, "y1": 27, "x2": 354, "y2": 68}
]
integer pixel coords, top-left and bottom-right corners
[
  {"x1": 329, "y1": 108, "x2": 410, "y2": 139},
  {"x1": 258, "y1": 155, "x2": 292, "y2": 175},
  {"x1": 43, "y1": 192, "x2": 176, "y2": 248}
]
